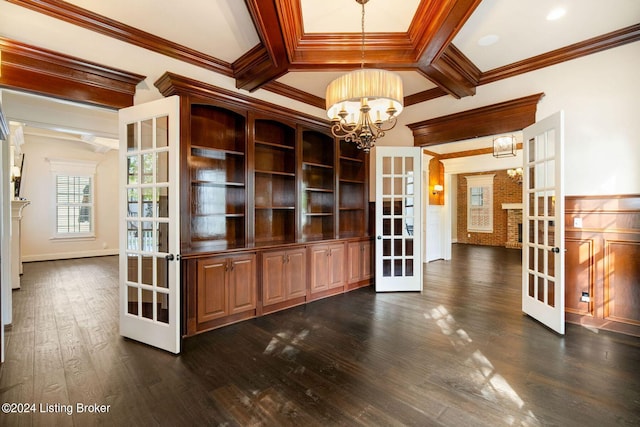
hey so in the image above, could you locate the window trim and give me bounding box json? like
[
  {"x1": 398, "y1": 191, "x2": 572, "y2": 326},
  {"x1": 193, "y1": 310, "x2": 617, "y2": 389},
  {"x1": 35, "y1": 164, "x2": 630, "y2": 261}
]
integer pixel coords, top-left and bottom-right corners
[
  {"x1": 465, "y1": 174, "x2": 495, "y2": 233},
  {"x1": 48, "y1": 158, "x2": 98, "y2": 240}
]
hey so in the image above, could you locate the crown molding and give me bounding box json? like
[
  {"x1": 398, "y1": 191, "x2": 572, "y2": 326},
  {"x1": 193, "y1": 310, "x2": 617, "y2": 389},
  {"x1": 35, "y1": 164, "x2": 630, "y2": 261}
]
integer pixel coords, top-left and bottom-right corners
[
  {"x1": 0, "y1": 37, "x2": 144, "y2": 109},
  {"x1": 7, "y1": 0, "x2": 233, "y2": 77},
  {"x1": 480, "y1": 23, "x2": 640, "y2": 85}
]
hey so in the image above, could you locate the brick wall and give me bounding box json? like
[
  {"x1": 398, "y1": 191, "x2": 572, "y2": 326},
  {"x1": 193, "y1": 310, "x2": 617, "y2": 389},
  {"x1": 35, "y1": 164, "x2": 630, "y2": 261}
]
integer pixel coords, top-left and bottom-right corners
[{"x1": 457, "y1": 169, "x2": 522, "y2": 246}]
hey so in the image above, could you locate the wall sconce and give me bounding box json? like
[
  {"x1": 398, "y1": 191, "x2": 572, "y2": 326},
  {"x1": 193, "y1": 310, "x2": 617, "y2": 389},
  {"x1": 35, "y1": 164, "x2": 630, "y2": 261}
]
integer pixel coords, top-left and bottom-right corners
[
  {"x1": 10, "y1": 165, "x2": 21, "y2": 182},
  {"x1": 432, "y1": 184, "x2": 443, "y2": 195}
]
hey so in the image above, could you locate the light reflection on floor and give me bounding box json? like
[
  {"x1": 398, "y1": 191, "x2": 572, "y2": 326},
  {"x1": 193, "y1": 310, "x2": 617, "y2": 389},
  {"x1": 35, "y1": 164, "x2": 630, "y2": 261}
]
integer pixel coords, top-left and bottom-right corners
[
  {"x1": 263, "y1": 329, "x2": 310, "y2": 360},
  {"x1": 425, "y1": 305, "x2": 541, "y2": 426}
]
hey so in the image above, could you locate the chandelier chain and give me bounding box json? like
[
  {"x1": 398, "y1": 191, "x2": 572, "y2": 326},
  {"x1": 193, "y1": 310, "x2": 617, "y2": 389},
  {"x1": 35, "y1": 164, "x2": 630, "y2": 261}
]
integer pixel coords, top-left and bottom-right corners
[{"x1": 361, "y1": 0, "x2": 365, "y2": 69}]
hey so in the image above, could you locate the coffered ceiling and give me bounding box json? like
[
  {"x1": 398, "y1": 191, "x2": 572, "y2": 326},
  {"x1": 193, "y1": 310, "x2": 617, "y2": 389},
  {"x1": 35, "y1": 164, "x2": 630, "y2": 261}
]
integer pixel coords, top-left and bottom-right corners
[{"x1": 6, "y1": 0, "x2": 639, "y2": 115}]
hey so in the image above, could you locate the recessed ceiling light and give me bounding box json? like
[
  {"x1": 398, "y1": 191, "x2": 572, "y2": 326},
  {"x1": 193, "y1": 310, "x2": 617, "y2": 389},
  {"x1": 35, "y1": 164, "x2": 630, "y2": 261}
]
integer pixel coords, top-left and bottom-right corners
[
  {"x1": 546, "y1": 7, "x2": 566, "y2": 21},
  {"x1": 478, "y1": 34, "x2": 499, "y2": 47}
]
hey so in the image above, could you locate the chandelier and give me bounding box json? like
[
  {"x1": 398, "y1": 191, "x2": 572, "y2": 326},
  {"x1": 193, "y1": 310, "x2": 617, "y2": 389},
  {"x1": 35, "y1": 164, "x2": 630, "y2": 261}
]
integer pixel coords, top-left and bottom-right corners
[
  {"x1": 507, "y1": 167, "x2": 523, "y2": 184},
  {"x1": 325, "y1": 0, "x2": 403, "y2": 152}
]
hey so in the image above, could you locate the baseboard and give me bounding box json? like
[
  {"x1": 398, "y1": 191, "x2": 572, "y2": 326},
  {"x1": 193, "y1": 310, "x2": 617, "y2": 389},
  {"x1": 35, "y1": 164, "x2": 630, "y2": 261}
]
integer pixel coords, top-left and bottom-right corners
[{"x1": 23, "y1": 249, "x2": 118, "y2": 262}]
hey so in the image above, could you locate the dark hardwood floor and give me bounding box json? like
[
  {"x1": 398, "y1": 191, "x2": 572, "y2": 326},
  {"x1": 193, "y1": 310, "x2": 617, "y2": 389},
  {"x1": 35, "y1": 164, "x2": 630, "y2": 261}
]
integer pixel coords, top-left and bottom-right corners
[{"x1": 1, "y1": 245, "x2": 639, "y2": 426}]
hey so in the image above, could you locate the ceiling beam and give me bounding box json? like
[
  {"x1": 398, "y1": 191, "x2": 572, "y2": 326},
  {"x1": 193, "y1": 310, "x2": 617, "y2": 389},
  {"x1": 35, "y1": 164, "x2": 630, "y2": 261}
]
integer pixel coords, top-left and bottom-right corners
[
  {"x1": 418, "y1": 44, "x2": 480, "y2": 98},
  {"x1": 239, "y1": 0, "x2": 291, "y2": 92}
]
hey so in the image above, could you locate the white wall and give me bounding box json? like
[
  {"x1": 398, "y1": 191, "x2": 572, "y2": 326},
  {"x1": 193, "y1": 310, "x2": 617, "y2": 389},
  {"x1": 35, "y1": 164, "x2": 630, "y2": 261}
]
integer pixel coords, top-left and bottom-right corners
[
  {"x1": 18, "y1": 136, "x2": 118, "y2": 261},
  {"x1": 379, "y1": 41, "x2": 640, "y2": 197}
]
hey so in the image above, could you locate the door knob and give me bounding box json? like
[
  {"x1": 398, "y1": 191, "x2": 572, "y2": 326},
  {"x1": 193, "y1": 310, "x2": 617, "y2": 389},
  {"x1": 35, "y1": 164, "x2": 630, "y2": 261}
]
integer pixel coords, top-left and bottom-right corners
[
  {"x1": 377, "y1": 236, "x2": 382, "y2": 240},
  {"x1": 550, "y1": 247, "x2": 560, "y2": 253},
  {"x1": 165, "y1": 253, "x2": 175, "y2": 261}
]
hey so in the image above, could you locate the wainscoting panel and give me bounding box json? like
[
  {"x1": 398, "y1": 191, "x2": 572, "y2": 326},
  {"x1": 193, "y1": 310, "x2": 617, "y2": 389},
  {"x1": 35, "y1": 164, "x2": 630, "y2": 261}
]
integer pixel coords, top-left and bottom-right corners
[
  {"x1": 604, "y1": 239, "x2": 640, "y2": 326},
  {"x1": 565, "y1": 237, "x2": 594, "y2": 316},
  {"x1": 565, "y1": 194, "x2": 640, "y2": 336}
]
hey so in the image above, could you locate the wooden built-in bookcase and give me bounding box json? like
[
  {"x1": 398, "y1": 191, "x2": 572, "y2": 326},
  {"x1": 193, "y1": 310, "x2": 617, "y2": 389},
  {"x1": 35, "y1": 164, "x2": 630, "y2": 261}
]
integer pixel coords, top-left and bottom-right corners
[
  {"x1": 155, "y1": 72, "x2": 373, "y2": 336},
  {"x1": 339, "y1": 140, "x2": 368, "y2": 238}
]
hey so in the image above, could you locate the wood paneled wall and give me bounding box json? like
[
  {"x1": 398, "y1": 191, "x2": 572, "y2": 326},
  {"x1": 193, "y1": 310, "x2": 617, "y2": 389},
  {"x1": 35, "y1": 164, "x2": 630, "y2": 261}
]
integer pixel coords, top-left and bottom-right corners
[
  {"x1": 428, "y1": 158, "x2": 444, "y2": 206},
  {"x1": 565, "y1": 195, "x2": 640, "y2": 335}
]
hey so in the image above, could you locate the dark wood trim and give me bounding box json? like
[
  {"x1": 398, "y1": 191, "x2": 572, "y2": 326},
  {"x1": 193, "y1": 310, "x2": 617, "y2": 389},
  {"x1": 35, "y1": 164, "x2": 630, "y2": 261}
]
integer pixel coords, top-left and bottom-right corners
[
  {"x1": 404, "y1": 87, "x2": 448, "y2": 107},
  {"x1": 7, "y1": 0, "x2": 234, "y2": 77},
  {"x1": 407, "y1": 93, "x2": 544, "y2": 146},
  {"x1": 480, "y1": 24, "x2": 640, "y2": 85},
  {"x1": 418, "y1": 44, "x2": 480, "y2": 98},
  {"x1": 0, "y1": 37, "x2": 145, "y2": 109},
  {"x1": 412, "y1": 0, "x2": 482, "y2": 65},
  {"x1": 9, "y1": 0, "x2": 637, "y2": 110},
  {"x1": 262, "y1": 81, "x2": 325, "y2": 110},
  {"x1": 154, "y1": 72, "x2": 329, "y2": 130},
  {"x1": 433, "y1": 143, "x2": 524, "y2": 160},
  {"x1": 240, "y1": 0, "x2": 290, "y2": 91}
]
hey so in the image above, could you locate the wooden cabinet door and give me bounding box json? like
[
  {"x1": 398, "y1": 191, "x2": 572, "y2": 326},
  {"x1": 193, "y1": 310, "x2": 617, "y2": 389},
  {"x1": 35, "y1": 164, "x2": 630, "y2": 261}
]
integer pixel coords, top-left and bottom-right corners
[
  {"x1": 328, "y1": 243, "x2": 346, "y2": 289},
  {"x1": 310, "y1": 245, "x2": 330, "y2": 293},
  {"x1": 229, "y1": 255, "x2": 256, "y2": 315},
  {"x1": 347, "y1": 241, "x2": 362, "y2": 284},
  {"x1": 262, "y1": 250, "x2": 287, "y2": 305},
  {"x1": 286, "y1": 248, "x2": 307, "y2": 299},
  {"x1": 361, "y1": 240, "x2": 372, "y2": 281},
  {"x1": 197, "y1": 257, "x2": 229, "y2": 323}
]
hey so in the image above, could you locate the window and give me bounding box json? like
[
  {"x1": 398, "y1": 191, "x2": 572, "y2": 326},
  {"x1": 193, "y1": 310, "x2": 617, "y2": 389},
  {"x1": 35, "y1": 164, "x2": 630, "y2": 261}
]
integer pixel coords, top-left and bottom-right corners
[
  {"x1": 465, "y1": 174, "x2": 495, "y2": 233},
  {"x1": 48, "y1": 158, "x2": 98, "y2": 239},
  {"x1": 56, "y1": 175, "x2": 93, "y2": 235}
]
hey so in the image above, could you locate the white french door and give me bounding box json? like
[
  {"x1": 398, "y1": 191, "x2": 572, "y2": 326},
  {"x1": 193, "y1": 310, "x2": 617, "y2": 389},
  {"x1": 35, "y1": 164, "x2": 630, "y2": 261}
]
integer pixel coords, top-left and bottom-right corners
[
  {"x1": 522, "y1": 111, "x2": 565, "y2": 334},
  {"x1": 118, "y1": 96, "x2": 181, "y2": 353},
  {"x1": 375, "y1": 146, "x2": 422, "y2": 292}
]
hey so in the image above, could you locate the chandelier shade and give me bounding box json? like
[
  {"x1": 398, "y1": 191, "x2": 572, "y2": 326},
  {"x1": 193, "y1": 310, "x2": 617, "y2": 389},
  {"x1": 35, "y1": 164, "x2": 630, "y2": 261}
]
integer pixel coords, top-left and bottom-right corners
[
  {"x1": 324, "y1": 0, "x2": 404, "y2": 152},
  {"x1": 326, "y1": 68, "x2": 404, "y2": 124}
]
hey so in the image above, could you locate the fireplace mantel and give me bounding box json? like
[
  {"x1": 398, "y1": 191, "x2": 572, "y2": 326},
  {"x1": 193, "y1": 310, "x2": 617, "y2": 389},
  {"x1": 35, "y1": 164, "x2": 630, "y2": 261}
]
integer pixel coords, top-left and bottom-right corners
[{"x1": 502, "y1": 203, "x2": 523, "y2": 210}]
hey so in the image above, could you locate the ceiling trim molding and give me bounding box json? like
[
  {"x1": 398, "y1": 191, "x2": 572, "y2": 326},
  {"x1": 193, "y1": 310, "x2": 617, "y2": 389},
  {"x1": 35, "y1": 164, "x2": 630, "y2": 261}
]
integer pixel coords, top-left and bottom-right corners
[
  {"x1": 240, "y1": 0, "x2": 291, "y2": 91},
  {"x1": 418, "y1": 44, "x2": 480, "y2": 98},
  {"x1": 261, "y1": 81, "x2": 325, "y2": 110},
  {"x1": 480, "y1": 23, "x2": 640, "y2": 85},
  {"x1": 7, "y1": 0, "x2": 234, "y2": 77},
  {"x1": 0, "y1": 37, "x2": 145, "y2": 109},
  {"x1": 412, "y1": 0, "x2": 483, "y2": 65},
  {"x1": 407, "y1": 93, "x2": 544, "y2": 147},
  {"x1": 8, "y1": 0, "x2": 637, "y2": 111},
  {"x1": 405, "y1": 87, "x2": 449, "y2": 107},
  {"x1": 154, "y1": 72, "x2": 329, "y2": 129}
]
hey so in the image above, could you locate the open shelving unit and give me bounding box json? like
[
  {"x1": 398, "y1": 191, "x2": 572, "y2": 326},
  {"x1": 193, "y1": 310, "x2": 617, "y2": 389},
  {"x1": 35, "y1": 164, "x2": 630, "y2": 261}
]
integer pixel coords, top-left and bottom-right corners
[
  {"x1": 338, "y1": 139, "x2": 368, "y2": 238},
  {"x1": 301, "y1": 129, "x2": 335, "y2": 241},
  {"x1": 254, "y1": 119, "x2": 296, "y2": 246},
  {"x1": 188, "y1": 104, "x2": 247, "y2": 250}
]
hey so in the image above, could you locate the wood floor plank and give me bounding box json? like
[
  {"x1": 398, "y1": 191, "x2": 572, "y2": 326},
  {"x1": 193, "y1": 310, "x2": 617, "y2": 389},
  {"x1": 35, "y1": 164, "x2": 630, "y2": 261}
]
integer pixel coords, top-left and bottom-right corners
[{"x1": 1, "y1": 247, "x2": 639, "y2": 426}]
